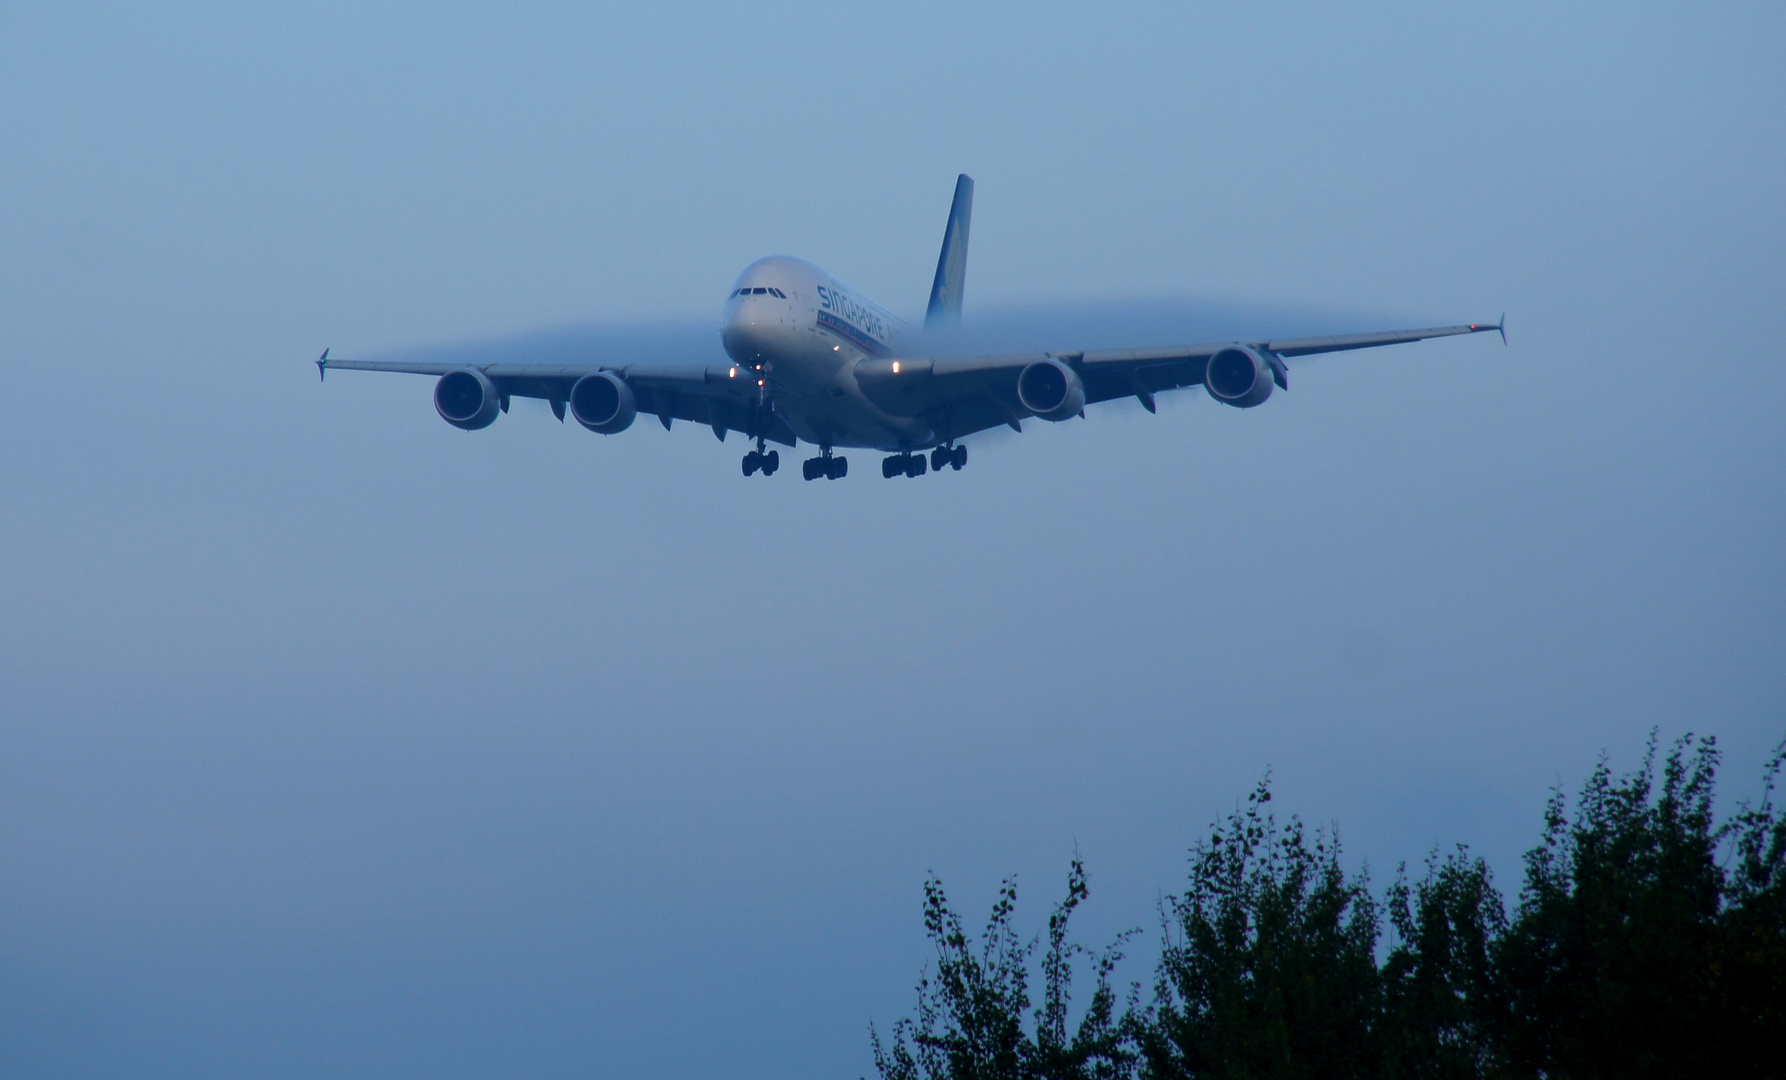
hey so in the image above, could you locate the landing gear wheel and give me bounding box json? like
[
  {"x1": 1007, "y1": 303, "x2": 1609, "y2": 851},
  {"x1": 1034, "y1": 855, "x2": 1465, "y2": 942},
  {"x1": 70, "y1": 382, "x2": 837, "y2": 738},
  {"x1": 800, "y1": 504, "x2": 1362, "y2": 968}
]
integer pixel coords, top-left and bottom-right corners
[
  {"x1": 906, "y1": 454, "x2": 927, "y2": 478},
  {"x1": 882, "y1": 455, "x2": 902, "y2": 479},
  {"x1": 952, "y1": 444, "x2": 967, "y2": 470},
  {"x1": 931, "y1": 447, "x2": 950, "y2": 472},
  {"x1": 743, "y1": 451, "x2": 761, "y2": 476},
  {"x1": 807, "y1": 449, "x2": 847, "y2": 481},
  {"x1": 761, "y1": 450, "x2": 779, "y2": 476}
]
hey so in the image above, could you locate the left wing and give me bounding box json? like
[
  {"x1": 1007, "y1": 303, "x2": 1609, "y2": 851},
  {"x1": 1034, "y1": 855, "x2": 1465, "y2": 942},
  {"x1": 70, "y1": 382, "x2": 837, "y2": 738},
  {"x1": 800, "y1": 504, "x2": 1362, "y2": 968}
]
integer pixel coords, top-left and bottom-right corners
[{"x1": 852, "y1": 321, "x2": 1502, "y2": 439}]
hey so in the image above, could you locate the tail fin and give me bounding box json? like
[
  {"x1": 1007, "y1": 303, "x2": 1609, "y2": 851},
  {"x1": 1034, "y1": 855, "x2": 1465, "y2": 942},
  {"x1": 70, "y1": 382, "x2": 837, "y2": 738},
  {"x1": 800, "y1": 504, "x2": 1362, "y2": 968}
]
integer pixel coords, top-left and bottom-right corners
[{"x1": 924, "y1": 174, "x2": 974, "y2": 332}]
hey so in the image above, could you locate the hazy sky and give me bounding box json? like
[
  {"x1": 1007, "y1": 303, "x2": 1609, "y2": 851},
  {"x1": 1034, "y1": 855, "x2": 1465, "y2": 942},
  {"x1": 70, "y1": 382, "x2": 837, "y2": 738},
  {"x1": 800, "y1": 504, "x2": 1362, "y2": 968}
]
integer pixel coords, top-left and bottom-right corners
[{"x1": 1, "y1": 3, "x2": 1782, "y2": 1077}]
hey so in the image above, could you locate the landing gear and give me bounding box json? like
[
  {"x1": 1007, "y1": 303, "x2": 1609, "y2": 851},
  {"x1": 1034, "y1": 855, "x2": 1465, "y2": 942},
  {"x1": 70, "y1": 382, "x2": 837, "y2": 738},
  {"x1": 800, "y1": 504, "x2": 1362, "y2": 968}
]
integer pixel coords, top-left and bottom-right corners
[
  {"x1": 881, "y1": 452, "x2": 929, "y2": 478},
  {"x1": 741, "y1": 375, "x2": 781, "y2": 477},
  {"x1": 743, "y1": 448, "x2": 779, "y2": 476},
  {"x1": 802, "y1": 448, "x2": 847, "y2": 481},
  {"x1": 887, "y1": 445, "x2": 966, "y2": 478}
]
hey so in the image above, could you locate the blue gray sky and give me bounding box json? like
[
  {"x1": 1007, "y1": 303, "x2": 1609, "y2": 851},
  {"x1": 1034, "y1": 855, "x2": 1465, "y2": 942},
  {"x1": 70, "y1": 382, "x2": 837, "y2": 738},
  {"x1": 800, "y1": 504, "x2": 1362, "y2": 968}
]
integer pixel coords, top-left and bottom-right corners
[{"x1": 1, "y1": 3, "x2": 1782, "y2": 1077}]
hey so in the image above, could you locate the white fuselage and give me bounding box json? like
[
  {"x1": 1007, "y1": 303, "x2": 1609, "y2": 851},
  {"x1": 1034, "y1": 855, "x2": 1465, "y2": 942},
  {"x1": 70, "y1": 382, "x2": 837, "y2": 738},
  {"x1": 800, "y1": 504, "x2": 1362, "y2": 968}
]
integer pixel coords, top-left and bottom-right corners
[{"x1": 720, "y1": 256, "x2": 937, "y2": 451}]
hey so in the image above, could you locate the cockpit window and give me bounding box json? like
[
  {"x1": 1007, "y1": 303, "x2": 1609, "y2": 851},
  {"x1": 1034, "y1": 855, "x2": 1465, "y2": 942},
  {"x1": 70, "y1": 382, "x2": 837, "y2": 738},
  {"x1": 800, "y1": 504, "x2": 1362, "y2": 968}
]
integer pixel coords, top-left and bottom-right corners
[{"x1": 731, "y1": 287, "x2": 788, "y2": 299}]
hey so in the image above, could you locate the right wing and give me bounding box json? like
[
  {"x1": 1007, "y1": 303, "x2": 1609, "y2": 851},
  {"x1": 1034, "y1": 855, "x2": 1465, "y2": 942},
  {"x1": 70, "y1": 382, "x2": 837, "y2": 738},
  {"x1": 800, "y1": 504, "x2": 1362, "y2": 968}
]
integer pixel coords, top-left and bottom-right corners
[{"x1": 853, "y1": 321, "x2": 1501, "y2": 439}]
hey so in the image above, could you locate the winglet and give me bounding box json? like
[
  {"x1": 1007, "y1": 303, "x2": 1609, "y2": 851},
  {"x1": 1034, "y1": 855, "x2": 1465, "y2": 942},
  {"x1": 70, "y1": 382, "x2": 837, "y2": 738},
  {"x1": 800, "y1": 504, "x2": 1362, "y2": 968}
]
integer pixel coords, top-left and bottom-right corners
[
  {"x1": 317, "y1": 348, "x2": 329, "y2": 381},
  {"x1": 1465, "y1": 319, "x2": 1507, "y2": 346},
  {"x1": 924, "y1": 174, "x2": 974, "y2": 333}
]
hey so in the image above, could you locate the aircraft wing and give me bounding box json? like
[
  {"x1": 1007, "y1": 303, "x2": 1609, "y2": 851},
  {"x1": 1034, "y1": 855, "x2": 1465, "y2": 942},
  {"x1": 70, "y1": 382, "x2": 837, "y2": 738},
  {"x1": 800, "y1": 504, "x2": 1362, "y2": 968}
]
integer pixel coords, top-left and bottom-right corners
[
  {"x1": 317, "y1": 355, "x2": 799, "y2": 445},
  {"x1": 854, "y1": 321, "x2": 1502, "y2": 439}
]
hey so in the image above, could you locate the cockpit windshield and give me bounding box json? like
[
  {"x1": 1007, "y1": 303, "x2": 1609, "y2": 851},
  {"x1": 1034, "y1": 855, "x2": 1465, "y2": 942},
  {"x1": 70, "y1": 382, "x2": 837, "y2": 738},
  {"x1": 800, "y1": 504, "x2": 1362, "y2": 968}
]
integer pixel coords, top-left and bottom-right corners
[{"x1": 730, "y1": 287, "x2": 787, "y2": 299}]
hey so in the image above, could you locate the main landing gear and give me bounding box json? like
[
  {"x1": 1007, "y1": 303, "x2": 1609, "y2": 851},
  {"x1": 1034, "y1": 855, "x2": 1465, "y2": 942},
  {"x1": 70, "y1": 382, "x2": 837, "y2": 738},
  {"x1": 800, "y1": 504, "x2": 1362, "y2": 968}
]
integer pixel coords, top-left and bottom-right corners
[
  {"x1": 802, "y1": 447, "x2": 847, "y2": 481},
  {"x1": 883, "y1": 453, "x2": 924, "y2": 478},
  {"x1": 882, "y1": 444, "x2": 966, "y2": 478}
]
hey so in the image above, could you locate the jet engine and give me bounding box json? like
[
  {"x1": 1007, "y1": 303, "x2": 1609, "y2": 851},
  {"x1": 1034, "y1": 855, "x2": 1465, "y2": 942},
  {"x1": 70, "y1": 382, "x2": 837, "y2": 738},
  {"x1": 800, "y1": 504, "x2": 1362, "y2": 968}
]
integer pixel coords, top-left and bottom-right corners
[
  {"x1": 1016, "y1": 358, "x2": 1086, "y2": 422},
  {"x1": 569, "y1": 371, "x2": 637, "y2": 434},
  {"x1": 1204, "y1": 346, "x2": 1276, "y2": 408},
  {"x1": 435, "y1": 369, "x2": 502, "y2": 430}
]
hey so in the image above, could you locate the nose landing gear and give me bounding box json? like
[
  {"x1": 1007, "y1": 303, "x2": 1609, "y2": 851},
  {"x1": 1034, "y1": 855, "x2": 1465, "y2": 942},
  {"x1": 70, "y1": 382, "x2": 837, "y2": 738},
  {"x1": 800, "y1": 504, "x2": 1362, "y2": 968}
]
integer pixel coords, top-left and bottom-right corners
[
  {"x1": 740, "y1": 366, "x2": 781, "y2": 477},
  {"x1": 742, "y1": 445, "x2": 779, "y2": 476}
]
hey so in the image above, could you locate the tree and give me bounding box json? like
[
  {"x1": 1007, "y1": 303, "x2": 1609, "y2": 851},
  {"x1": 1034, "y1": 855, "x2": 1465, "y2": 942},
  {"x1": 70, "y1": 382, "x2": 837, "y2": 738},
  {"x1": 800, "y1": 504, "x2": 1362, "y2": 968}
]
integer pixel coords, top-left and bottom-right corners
[
  {"x1": 871, "y1": 734, "x2": 1786, "y2": 1080},
  {"x1": 870, "y1": 858, "x2": 1137, "y2": 1080},
  {"x1": 1493, "y1": 734, "x2": 1730, "y2": 1078},
  {"x1": 1381, "y1": 849, "x2": 1506, "y2": 1080},
  {"x1": 1140, "y1": 778, "x2": 1383, "y2": 1080},
  {"x1": 1707, "y1": 739, "x2": 1786, "y2": 1077}
]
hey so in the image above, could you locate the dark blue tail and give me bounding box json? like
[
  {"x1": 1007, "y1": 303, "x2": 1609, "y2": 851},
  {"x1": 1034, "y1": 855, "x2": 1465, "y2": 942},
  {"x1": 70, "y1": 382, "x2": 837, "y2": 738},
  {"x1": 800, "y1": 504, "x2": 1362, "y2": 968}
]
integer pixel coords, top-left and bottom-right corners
[{"x1": 925, "y1": 175, "x2": 974, "y2": 332}]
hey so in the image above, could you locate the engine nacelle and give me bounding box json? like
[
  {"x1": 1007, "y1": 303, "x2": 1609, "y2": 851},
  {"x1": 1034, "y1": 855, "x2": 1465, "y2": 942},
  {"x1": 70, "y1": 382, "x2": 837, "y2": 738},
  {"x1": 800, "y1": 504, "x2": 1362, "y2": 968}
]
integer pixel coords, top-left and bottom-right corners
[
  {"x1": 1016, "y1": 358, "x2": 1086, "y2": 422},
  {"x1": 1204, "y1": 346, "x2": 1276, "y2": 408},
  {"x1": 569, "y1": 371, "x2": 637, "y2": 434},
  {"x1": 434, "y1": 369, "x2": 502, "y2": 430}
]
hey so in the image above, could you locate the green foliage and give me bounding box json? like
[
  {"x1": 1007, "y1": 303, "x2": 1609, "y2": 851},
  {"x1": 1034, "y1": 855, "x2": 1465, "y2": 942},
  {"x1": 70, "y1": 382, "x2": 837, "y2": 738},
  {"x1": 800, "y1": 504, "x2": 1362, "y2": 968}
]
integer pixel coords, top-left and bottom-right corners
[
  {"x1": 869, "y1": 858, "x2": 1137, "y2": 1080},
  {"x1": 1381, "y1": 850, "x2": 1505, "y2": 1080},
  {"x1": 1714, "y1": 744, "x2": 1786, "y2": 1076},
  {"x1": 871, "y1": 734, "x2": 1786, "y2": 1080},
  {"x1": 1493, "y1": 734, "x2": 1726, "y2": 1077},
  {"x1": 1140, "y1": 778, "x2": 1383, "y2": 1080},
  {"x1": 1487, "y1": 733, "x2": 1786, "y2": 1078}
]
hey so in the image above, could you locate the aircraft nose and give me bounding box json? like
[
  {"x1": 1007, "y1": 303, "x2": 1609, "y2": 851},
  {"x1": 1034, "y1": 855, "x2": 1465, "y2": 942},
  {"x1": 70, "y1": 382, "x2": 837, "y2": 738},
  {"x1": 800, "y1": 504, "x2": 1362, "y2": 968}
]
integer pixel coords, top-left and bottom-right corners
[
  {"x1": 722, "y1": 285, "x2": 794, "y2": 363},
  {"x1": 722, "y1": 299, "x2": 764, "y2": 361}
]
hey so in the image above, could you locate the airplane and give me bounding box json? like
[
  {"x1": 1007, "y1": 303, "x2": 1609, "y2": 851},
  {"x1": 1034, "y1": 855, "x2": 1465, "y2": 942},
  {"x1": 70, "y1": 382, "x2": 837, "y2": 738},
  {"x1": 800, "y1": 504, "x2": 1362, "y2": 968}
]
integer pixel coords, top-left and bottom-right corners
[{"x1": 318, "y1": 175, "x2": 1502, "y2": 481}]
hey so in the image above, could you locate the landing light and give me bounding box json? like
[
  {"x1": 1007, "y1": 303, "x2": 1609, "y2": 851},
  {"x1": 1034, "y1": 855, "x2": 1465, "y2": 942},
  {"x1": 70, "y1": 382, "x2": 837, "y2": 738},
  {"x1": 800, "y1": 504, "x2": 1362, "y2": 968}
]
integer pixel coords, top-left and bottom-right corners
[
  {"x1": 729, "y1": 367, "x2": 737, "y2": 378},
  {"x1": 892, "y1": 361, "x2": 901, "y2": 373}
]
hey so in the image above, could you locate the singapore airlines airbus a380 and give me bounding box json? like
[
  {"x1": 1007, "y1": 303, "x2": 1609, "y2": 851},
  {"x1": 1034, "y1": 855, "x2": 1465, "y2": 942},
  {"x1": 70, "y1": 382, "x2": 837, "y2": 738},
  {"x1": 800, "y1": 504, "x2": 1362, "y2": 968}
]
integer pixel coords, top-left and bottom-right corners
[{"x1": 319, "y1": 176, "x2": 1502, "y2": 481}]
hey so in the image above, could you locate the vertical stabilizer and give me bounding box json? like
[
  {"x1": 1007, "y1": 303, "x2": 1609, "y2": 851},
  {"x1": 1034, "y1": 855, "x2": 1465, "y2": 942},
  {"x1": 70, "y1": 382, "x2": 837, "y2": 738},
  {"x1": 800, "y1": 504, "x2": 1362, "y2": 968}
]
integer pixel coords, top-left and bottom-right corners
[{"x1": 925, "y1": 174, "x2": 974, "y2": 332}]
